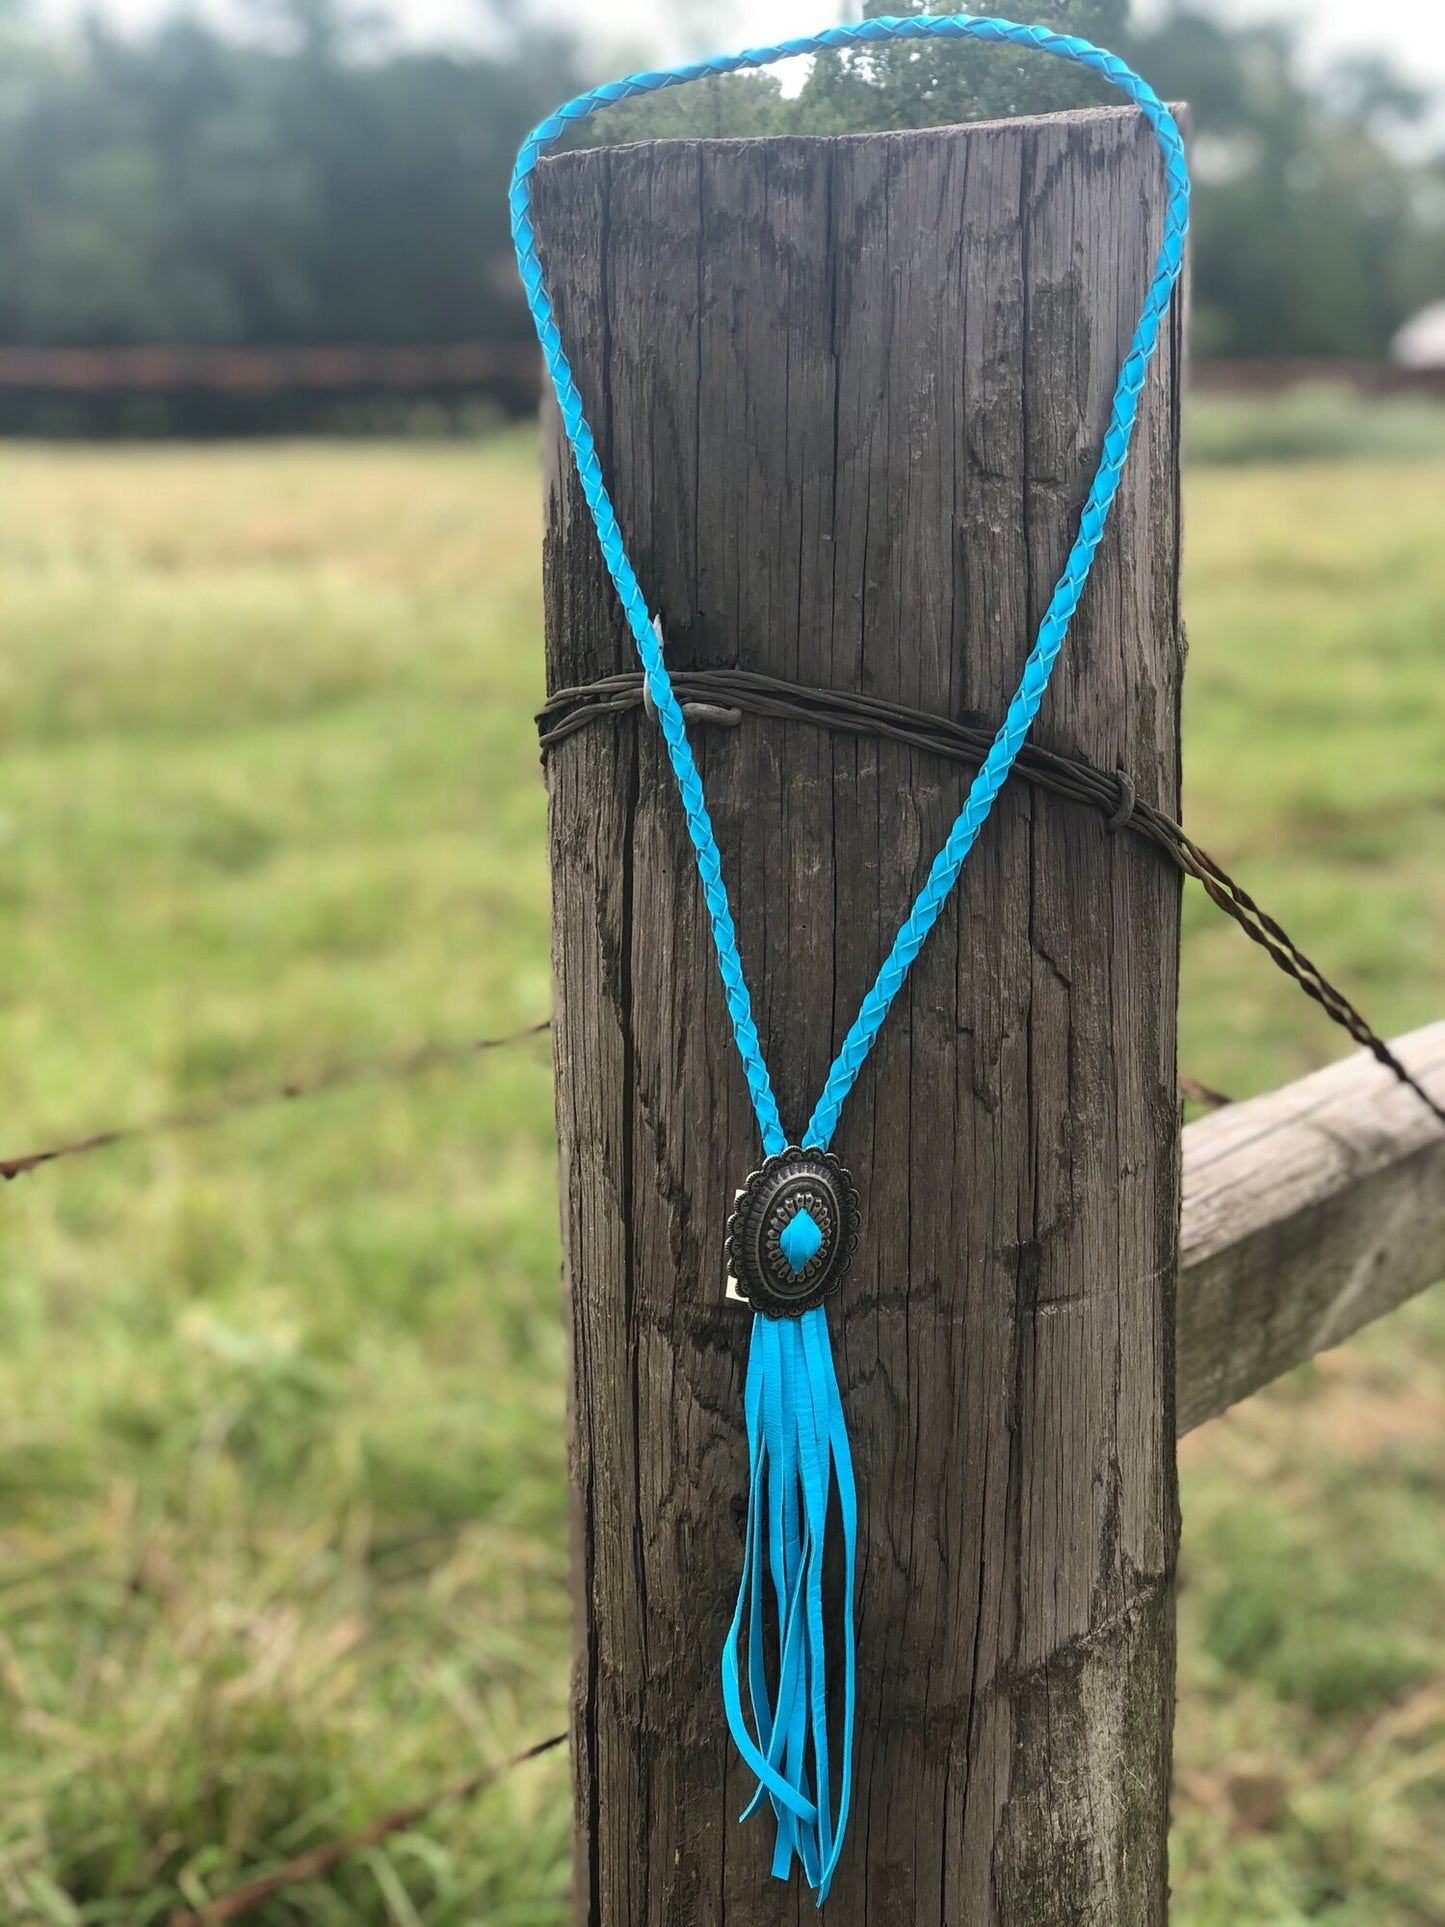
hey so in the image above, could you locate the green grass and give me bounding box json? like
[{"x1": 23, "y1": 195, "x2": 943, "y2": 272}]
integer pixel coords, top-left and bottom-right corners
[{"x1": 0, "y1": 436, "x2": 1441, "y2": 1923}]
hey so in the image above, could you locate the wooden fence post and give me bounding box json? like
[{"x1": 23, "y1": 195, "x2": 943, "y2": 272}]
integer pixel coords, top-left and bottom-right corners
[{"x1": 538, "y1": 105, "x2": 1185, "y2": 1924}]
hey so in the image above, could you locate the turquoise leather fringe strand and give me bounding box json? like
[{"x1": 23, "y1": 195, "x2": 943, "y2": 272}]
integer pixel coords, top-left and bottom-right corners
[{"x1": 721, "y1": 1311, "x2": 857, "y2": 1899}]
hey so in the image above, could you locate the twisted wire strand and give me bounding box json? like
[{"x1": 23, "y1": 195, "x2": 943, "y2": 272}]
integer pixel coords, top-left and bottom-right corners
[
  {"x1": 0, "y1": 1022, "x2": 554, "y2": 1184},
  {"x1": 541, "y1": 672, "x2": 1445, "y2": 1130},
  {"x1": 170, "y1": 1732, "x2": 566, "y2": 1925},
  {"x1": 511, "y1": 14, "x2": 1189, "y2": 1159}
]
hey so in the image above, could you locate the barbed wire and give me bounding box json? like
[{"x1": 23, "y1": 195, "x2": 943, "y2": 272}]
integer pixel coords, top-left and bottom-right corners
[
  {"x1": 169, "y1": 1731, "x2": 566, "y2": 1926},
  {"x1": 543, "y1": 668, "x2": 1445, "y2": 1130},
  {"x1": 0, "y1": 1017, "x2": 1248, "y2": 1179},
  {"x1": 0, "y1": 1020, "x2": 553, "y2": 1183},
  {"x1": 0, "y1": 1016, "x2": 1236, "y2": 1184}
]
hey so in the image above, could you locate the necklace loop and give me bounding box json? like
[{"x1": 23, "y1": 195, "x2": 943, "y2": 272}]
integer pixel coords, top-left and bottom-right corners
[{"x1": 512, "y1": 15, "x2": 1189, "y2": 1157}]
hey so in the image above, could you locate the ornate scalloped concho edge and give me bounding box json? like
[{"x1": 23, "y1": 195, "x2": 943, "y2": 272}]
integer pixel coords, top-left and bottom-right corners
[{"x1": 725, "y1": 1147, "x2": 861, "y2": 1318}]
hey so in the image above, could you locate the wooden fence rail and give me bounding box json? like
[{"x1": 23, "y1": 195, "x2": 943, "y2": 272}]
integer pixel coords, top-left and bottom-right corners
[{"x1": 1178, "y1": 1021, "x2": 1445, "y2": 1435}]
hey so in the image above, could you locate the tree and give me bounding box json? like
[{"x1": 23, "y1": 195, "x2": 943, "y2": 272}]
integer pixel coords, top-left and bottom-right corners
[
  {"x1": 572, "y1": 2, "x2": 1129, "y2": 146},
  {"x1": 794, "y1": 0, "x2": 1129, "y2": 133},
  {"x1": 0, "y1": 0, "x2": 581, "y2": 357},
  {"x1": 1124, "y1": 4, "x2": 1445, "y2": 357}
]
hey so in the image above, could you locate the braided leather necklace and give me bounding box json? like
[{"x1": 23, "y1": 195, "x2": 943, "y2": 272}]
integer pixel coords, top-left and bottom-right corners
[{"x1": 512, "y1": 16, "x2": 1190, "y2": 1901}]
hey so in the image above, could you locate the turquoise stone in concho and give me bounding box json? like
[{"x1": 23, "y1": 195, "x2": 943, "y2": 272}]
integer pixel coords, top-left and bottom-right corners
[
  {"x1": 725, "y1": 1148, "x2": 860, "y2": 1318},
  {"x1": 780, "y1": 1208, "x2": 824, "y2": 1274}
]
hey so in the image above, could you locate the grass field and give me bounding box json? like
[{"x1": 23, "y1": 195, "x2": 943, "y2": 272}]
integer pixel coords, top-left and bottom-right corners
[{"x1": 0, "y1": 432, "x2": 1441, "y2": 1925}]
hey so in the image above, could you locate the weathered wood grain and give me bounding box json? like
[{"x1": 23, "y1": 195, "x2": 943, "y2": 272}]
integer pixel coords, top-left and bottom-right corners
[
  {"x1": 538, "y1": 106, "x2": 1185, "y2": 1924},
  {"x1": 1177, "y1": 1023, "x2": 1445, "y2": 1436}
]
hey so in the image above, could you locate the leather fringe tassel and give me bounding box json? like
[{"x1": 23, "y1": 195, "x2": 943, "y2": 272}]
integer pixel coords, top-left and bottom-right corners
[{"x1": 721, "y1": 1309, "x2": 857, "y2": 1904}]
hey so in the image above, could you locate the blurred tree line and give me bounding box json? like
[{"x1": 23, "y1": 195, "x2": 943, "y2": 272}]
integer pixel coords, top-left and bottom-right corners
[
  {"x1": 0, "y1": 0, "x2": 571, "y2": 356},
  {"x1": 0, "y1": 0, "x2": 1441, "y2": 430}
]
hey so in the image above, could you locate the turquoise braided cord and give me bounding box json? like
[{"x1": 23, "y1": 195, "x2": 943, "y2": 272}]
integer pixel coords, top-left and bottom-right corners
[
  {"x1": 511, "y1": 15, "x2": 1189, "y2": 1159},
  {"x1": 511, "y1": 81, "x2": 789, "y2": 1157}
]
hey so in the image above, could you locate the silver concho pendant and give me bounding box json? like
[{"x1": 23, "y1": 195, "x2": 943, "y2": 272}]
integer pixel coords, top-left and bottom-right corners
[{"x1": 724, "y1": 1147, "x2": 861, "y2": 1318}]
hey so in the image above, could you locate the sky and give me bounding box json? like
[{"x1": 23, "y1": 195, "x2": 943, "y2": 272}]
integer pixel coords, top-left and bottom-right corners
[{"x1": 39, "y1": 0, "x2": 1445, "y2": 108}]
